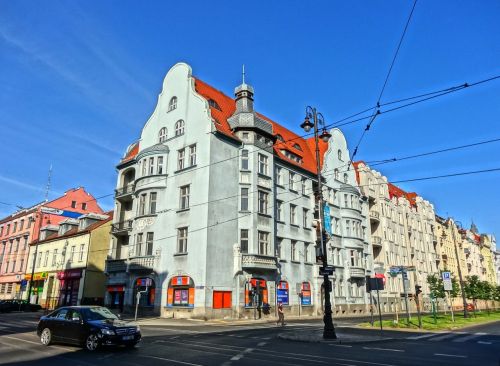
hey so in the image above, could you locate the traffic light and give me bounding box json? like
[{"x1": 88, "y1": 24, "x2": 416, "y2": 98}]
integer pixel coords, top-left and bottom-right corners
[{"x1": 415, "y1": 285, "x2": 422, "y2": 296}]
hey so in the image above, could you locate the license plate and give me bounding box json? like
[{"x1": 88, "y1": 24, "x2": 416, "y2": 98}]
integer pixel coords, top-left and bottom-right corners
[{"x1": 122, "y1": 335, "x2": 134, "y2": 340}]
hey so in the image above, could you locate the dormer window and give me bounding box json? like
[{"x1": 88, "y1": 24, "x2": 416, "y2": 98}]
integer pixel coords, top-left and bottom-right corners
[
  {"x1": 276, "y1": 134, "x2": 284, "y2": 142},
  {"x1": 175, "y1": 120, "x2": 185, "y2": 136},
  {"x1": 293, "y1": 143, "x2": 302, "y2": 151},
  {"x1": 159, "y1": 127, "x2": 168, "y2": 143},
  {"x1": 208, "y1": 99, "x2": 221, "y2": 111},
  {"x1": 168, "y1": 97, "x2": 177, "y2": 112},
  {"x1": 338, "y1": 149, "x2": 343, "y2": 161}
]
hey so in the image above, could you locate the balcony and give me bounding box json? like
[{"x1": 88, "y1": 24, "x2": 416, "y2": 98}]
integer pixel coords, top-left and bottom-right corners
[
  {"x1": 350, "y1": 267, "x2": 366, "y2": 278},
  {"x1": 115, "y1": 184, "x2": 134, "y2": 202},
  {"x1": 369, "y1": 211, "x2": 380, "y2": 225},
  {"x1": 241, "y1": 254, "x2": 277, "y2": 270},
  {"x1": 105, "y1": 259, "x2": 127, "y2": 273},
  {"x1": 432, "y1": 235, "x2": 438, "y2": 244},
  {"x1": 111, "y1": 220, "x2": 133, "y2": 236},
  {"x1": 372, "y1": 236, "x2": 382, "y2": 248},
  {"x1": 128, "y1": 255, "x2": 156, "y2": 272}
]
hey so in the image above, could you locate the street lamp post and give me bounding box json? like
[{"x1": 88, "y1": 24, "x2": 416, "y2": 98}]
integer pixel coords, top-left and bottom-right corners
[
  {"x1": 450, "y1": 219, "x2": 468, "y2": 318},
  {"x1": 300, "y1": 106, "x2": 337, "y2": 339}
]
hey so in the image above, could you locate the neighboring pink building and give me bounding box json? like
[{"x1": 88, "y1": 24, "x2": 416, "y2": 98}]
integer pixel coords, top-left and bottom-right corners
[{"x1": 0, "y1": 187, "x2": 103, "y2": 300}]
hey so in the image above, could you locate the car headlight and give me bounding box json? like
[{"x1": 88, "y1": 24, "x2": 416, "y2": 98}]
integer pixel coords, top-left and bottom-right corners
[
  {"x1": 101, "y1": 328, "x2": 115, "y2": 336},
  {"x1": 135, "y1": 326, "x2": 140, "y2": 333}
]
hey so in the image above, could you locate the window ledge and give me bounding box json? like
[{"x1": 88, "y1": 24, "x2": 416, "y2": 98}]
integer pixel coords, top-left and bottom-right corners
[
  {"x1": 257, "y1": 213, "x2": 272, "y2": 218},
  {"x1": 276, "y1": 184, "x2": 285, "y2": 189},
  {"x1": 135, "y1": 213, "x2": 157, "y2": 220},
  {"x1": 174, "y1": 252, "x2": 188, "y2": 257},
  {"x1": 291, "y1": 260, "x2": 301, "y2": 264},
  {"x1": 289, "y1": 189, "x2": 298, "y2": 194},
  {"x1": 239, "y1": 210, "x2": 251, "y2": 214},
  {"x1": 304, "y1": 262, "x2": 314, "y2": 266},
  {"x1": 303, "y1": 227, "x2": 311, "y2": 231},
  {"x1": 279, "y1": 259, "x2": 287, "y2": 263},
  {"x1": 290, "y1": 224, "x2": 300, "y2": 228},
  {"x1": 174, "y1": 165, "x2": 197, "y2": 174},
  {"x1": 176, "y1": 208, "x2": 190, "y2": 213},
  {"x1": 276, "y1": 220, "x2": 286, "y2": 224},
  {"x1": 257, "y1": 173, "x2": 272, "y2": 180}
]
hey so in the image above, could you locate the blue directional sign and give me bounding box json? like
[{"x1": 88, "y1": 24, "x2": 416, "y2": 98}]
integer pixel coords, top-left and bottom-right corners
[
  {"x1": 323, "y1": 205, "x2": 332, "y2": 234},
  {"x1": 41, "y1": 207, "x2": 83, "y2": 218},
  {"x1": 442, "y1": 272, "x2": 451, "y2": 280}
]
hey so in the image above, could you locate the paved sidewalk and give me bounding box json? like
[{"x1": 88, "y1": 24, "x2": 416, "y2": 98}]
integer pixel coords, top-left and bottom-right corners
[{"x1": 278, "y1": 328, "x2": 393, "y2": 344}]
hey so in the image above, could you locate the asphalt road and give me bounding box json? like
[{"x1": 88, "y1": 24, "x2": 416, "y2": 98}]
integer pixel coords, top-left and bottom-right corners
[{"x1": 0, "y1": 311, "x2": 498, "y2": 366}]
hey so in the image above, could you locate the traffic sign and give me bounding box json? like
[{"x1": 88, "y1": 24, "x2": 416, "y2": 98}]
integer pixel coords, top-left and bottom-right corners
[
  {"x1": 319, "y1": 266, "x2": 334, "y2": 276},
  {"x1": 443, "y1": 280, "x2": 453, "y2": 291},
  {"x1": 442, "y1": 272, "x2": 451, "y2": 280}
]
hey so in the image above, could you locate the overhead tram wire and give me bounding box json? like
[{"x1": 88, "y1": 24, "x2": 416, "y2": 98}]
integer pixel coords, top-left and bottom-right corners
[
  {"x1": 349, "y1": 0, "x2": 418, "y2": 166},
  {"x1": 5, "y1": 163, "x2": 500, "y2": 262}
]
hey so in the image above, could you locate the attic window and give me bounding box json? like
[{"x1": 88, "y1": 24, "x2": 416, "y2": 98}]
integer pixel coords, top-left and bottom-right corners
[
  {"x1": 276, "y1": 134, "x2": 284, "y2": 142},
  {"x1": 293, "y1": 143, "x2": 302, "y2": 151},
  {"x1": 208, "y1": 99, "x2": 221, "y2": 111},
  {"x1": 280, "y1": 149, "x2": 303, "y2": 164}
]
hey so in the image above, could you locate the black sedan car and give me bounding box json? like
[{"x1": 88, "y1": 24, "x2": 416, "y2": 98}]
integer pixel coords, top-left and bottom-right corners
[{"x1": 37, "y1": 306, "x2": 141, "y2": 351}]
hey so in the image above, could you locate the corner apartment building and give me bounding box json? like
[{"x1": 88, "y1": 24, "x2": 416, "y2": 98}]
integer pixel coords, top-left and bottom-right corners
[
  {"x1": 354, "y1": 162, "x2": 438, "y2": 311},
  {"x1": 105, "y1": 62, "x2": 371, "y2": 319},
  {"x1": 0, "y1": 188, "x2": 103, "y2": 300},
  {"x1": 25, "y1": 213, "x2": 111, "y2": 308}
]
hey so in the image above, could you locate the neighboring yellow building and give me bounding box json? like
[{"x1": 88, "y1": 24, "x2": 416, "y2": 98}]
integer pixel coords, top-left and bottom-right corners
[
  {"x1": 480, "y1": 235, "x2": 496, "y2": 285},
  {"x1": 26, "y1": 212, "x2": 112, "y2": 309},
  {"x1": 435, "y1": 216, "x2": 467, "y2": 279}
]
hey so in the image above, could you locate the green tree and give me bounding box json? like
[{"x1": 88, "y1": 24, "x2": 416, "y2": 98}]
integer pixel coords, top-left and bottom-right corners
[
  {"x1": 494, "y1": 286, "x2": 500, "y2": 302},
  {"x1": 426, "y1": 272, "x2": 460, "y2": 304},
  {"x1": 463, "y1": 275, "x2": 482, "y2": 315},
  {"x1": 479, "y1": 281, "x2": 493, "y2": 314}
]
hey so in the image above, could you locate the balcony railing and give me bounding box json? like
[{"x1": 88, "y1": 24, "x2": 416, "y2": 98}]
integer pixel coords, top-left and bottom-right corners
[
  {"x1": 350, "y1": 267, "x2": 365, "y2": 278},
  {"x1": 105, "y1": 259, "x2": 127, "y2": 273},
  {"x1": 372, "y1": 236, "x2": 382, "y2": 248},
  {"x1": 369, "y1": 211, "x2": 380, "y2": 224},
  {"x1": 111, "y1": 220, "x2": 133, "y2": 235},
  {"x1": 115, "y1": 184, "x2": 134, "y2": 196},
  {"x1": 242, "y1": 254, "x2": 277, "y2": 270},
  {"x1": 128, "y1": 255, "x2": 156, "y2": 271}
]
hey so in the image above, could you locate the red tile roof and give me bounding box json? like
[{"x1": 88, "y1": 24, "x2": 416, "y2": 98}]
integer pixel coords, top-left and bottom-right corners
[
  {"x1": 194, "y1": 78, "x2": 326, "y2": 175},
  {"x1": 120, "y1": 142, "x2": 140, "y2": 164},
  {"x1": 388, "y1": 183, "x2": 417, "y2": 208},
  {"x1": 352, "y1": 161, "x2": 365, "y2": 185}
]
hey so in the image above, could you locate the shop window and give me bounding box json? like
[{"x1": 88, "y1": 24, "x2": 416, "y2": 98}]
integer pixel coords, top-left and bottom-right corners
[
  {"x1": 167, "y1": 276, "x2": 195, "y2": 308},
  {"x1": 301, "y1": 282, "x2": 312, "y2": 305},
  {"x1": 213, "y1": 291, "x2": 232, "y2": 309},
  {"x1": 245, "y1": 278, "x2": 268, "y2": 308},
  {"x1": 135, "y1": 277, "x2": 155, "y2": 307},
  {"x1": 276, "y1": 281, "x2": 289, "y2": 305}
]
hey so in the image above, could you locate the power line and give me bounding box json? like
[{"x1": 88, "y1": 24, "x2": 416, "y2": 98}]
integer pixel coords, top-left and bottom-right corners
[
  {"x1": 4, "y1": 164, "x2": 500, "y2": 262},
  {"x1": 350, "y1": 0, "x2": 418, "y2": 164}
]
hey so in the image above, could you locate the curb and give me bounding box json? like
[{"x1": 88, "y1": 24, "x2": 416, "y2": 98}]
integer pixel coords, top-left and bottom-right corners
[{"x1": 277, "y1": 332, "x2": 394, "y2": 344}]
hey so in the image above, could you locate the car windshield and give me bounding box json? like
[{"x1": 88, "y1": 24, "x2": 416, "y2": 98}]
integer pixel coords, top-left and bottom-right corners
[{"x1": 82, "y1": 307, "x2": 118, "y2": 321}]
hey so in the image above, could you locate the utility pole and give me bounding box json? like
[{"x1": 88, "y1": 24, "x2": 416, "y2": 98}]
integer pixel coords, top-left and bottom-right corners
[
  {"x1": 450, "y1": 219, "x2": 468, "y2": 318},
  {"x1": 300, "y1": 107, "x2": 336, "y2": 339}
]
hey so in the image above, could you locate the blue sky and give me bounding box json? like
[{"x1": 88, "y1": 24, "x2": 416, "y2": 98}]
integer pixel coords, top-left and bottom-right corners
[{"x1": 1, "y1": 1, "x2": 499, "y2": 236}]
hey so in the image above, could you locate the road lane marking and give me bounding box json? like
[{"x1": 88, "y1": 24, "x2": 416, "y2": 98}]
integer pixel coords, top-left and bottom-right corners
[
  {"x1": 163, "y1": 339, "x2": 396, "y2": 366},
  {"x1": 257, "y1": 342, "x2": 267, "y2": 347},
  {"x1": 363, "y1": 347, "x2": 404, "y2": 352},
  {"x1": 406, "y1": 333, "x2": 437, "y2": 340},
  {"x1": 429, "y1": 332, "x2": 466, "y2": 341},
  {"x1": 139, "y1": 355, "x2": 203, "y2": 365},
  {"x1": 452, "y1": 332, "x2": 487, "y2": 342},
  {"x1": 230, "y1": 347, "x2": 254, "y2": 361},
  {"x1": 477, "y1": 341, "x2": 492, "y2": 345},
  {"x1": 434, "y1": 353, "x2": 467, "y2": 358}
]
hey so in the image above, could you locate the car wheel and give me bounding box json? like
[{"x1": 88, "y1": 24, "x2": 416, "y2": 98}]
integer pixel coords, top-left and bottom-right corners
[
  {"x1": 40, "y1": 328, "x2": 52, "y2": 346},
  {"x1": 85, "y1": 334, "x2": 100, "y2": 351}
]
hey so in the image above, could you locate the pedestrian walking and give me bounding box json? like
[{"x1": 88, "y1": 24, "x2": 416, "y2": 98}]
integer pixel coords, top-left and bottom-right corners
[{"x1": 276, "y1": 302, "x2": 285, "y2": 326}]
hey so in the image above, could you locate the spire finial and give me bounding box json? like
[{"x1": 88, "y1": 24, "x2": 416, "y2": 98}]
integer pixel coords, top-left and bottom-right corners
[{"x1": 242, "y1": 64, "x2": 245, "y2": 84}]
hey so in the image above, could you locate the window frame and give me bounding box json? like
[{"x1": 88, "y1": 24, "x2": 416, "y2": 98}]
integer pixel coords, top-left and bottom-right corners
[
  {"x1": 168, "y1": 96, "x2": 177, "y2": 112},
  {"x1": 258, "y1": 191, "x2": 269, "y2": 215},
  {"x1": 177, "y1": 227, "x2": 188, "y2": 253},
  {"x1": 175, "y1": 120, "x2": 185, "y2": 136},
  {"x1": 258, "y1": 154, "x2": 268, "y2": 176},
  {"x1": 240, "y1": 188, "x2": 249, "y2": 211},
  {"x1": 179, "y1": 185, "x2": 190, "y2": 210},
  {"x1": 240, "y1": 229, "x2": 249, "y2": 254}
]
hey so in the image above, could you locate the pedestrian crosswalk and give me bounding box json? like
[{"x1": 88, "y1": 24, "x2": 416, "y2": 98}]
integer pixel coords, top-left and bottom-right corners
[{"x1": 406, "y1": 331, "x2": 497, "y2": 344}]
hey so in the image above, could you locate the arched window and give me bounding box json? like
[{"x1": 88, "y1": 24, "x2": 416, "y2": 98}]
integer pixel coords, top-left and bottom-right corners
[
  {"x1": 168, "y1": 96, "x2": 177, "y2": 112},
  {"x1": 334, "y1": 169, "x2": 339, "y2": 180},
  {"x1": 343, "y1": 173, "x2": 348, "y2": 183},
  {"x1": 158, "y1": 127, "x2": 167, "y2": 143},
  {"x1": 175, "y1": 120, "x2": 185, "y2": 136},
  {"x1": 167, "y1": 276, "x2": 195, "y2": 308},
  {"x1": 276, "y1": 134, "x2": 284, "y2": 142},
  {"x1": 338, "y1": 149, "x2": 343, "y2": 161}
]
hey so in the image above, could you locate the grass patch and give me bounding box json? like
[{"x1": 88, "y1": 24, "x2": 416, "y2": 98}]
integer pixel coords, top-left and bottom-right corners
[{"x1": 360, "y1": 310, "x2": 500, "y2": 331}]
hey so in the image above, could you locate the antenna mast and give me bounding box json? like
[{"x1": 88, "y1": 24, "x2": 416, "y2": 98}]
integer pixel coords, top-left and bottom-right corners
[{"x1": 44, "y1": 164, "x2": 52, "y2": 202}]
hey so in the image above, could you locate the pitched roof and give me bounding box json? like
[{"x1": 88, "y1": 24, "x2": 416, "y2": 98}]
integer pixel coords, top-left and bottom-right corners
[
  {"x1": 119, "y1": 141, "x2": 140, "y2": 164},
  {"x1": 194, "y1": 78, "x2": 327, "y2": 175},
  {"x1": 388, "y1": 183, "x2": 417, "y2": 208}
]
